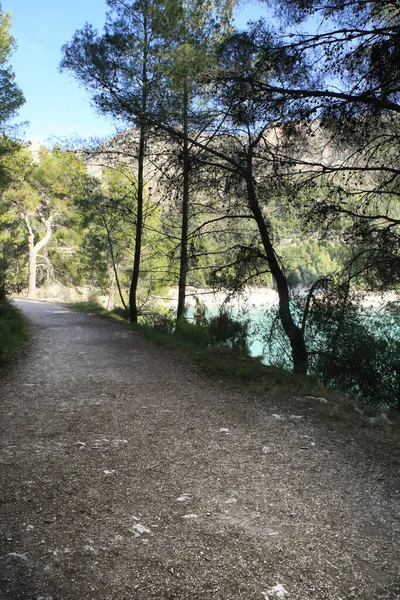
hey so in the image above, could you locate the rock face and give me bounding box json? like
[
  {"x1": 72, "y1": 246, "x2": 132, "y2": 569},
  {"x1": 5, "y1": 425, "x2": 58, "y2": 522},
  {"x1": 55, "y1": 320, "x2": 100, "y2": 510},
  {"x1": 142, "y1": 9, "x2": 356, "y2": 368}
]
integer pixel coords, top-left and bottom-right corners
[
  {"x1": 27, "y1": 140, "x2": 42, "y2": 163},
  {"x1": 85, "y1": 127, "x2": 181, "y2": 207},
  {"x1": 83, "y1": 120, "x2": 344, "y2": 209}
]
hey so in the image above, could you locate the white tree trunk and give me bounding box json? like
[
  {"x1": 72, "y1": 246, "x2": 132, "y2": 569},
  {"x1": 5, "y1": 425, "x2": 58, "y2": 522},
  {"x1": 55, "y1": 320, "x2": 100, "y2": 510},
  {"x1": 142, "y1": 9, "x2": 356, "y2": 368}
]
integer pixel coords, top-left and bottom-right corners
[{"x1": 24, "y1": 213, "x2": 55, "y2": 298}]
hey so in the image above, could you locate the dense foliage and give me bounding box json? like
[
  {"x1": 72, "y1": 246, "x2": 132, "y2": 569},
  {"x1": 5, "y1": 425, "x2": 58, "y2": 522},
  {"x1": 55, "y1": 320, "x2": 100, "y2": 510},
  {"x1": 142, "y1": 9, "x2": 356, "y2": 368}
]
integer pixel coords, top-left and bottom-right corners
[{"x1": 0, "y1": 5, "x2": 24, "y2": 132}]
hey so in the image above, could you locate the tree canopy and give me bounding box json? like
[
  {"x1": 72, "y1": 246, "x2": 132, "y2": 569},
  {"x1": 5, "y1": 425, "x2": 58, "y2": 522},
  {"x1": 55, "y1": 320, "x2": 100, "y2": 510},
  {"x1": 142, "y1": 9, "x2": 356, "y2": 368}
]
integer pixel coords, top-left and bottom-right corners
[{"x1": 0, "y1": 4, "x2": 24, "y2": 131}]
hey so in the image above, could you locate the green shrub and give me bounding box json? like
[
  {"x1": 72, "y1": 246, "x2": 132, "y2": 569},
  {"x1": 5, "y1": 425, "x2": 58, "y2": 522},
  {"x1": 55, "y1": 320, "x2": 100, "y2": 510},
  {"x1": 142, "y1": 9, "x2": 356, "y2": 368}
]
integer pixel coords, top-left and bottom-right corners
[
  {"x1": 175, "y1": 317, "x2": 210, "y2": 347},
  {"x1": 140, "y1": 309, "x2": 175, "y2": 333},
  {"x1": 0, "y1": 301, "x2": 29, "y2": 370},
  {"x1": 139, "y1": 304, "x2": 251, "y2": 358},
  {"x1": 208, "y1": 311, "x2": 250, "y2": 356},
  {"x1": 112, "y1": 306, "x2": 130, "y2": 320},
  {"x1": 307, "y1": 299, "x2": 400, "y2": 408},
  {"x1": 193, "y1": 297, "x2": 208, "y2": 327}
]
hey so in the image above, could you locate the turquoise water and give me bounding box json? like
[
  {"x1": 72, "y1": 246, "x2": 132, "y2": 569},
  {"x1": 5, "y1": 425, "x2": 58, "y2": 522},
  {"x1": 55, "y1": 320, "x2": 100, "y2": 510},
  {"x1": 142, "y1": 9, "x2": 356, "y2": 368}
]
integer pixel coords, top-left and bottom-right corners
[
  {"x1": 187, "y1": 297, "x2": 400, "y2": 407},
  {"x1": 186, "y1": 298, "x2": 400, "y2": 368}
]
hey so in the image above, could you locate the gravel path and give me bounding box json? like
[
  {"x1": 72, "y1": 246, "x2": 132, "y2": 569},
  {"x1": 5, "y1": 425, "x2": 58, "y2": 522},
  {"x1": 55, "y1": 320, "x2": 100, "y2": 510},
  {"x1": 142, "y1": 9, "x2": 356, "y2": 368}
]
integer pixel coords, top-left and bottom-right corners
[{"x1": 0, "y1": 299, "x2": 399, "y2": 600}]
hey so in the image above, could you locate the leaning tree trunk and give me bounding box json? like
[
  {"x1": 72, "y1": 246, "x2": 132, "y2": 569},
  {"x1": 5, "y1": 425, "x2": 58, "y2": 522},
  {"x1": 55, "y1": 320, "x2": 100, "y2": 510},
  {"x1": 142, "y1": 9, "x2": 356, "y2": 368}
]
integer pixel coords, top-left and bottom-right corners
[
  {"x1": 245, "y1": 170, "x2": 308, "y2": 374},
  {"x1": 101, "y1": 213, "x2": 128, "y2": 312},
  {"x1": 24, "y1": 213, "x2": 55, "y2": 299}
]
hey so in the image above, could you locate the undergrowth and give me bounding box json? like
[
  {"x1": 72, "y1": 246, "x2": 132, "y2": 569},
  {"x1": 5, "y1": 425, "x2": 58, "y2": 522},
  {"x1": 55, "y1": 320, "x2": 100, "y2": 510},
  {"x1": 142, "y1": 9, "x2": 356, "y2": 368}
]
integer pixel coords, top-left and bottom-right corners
[
  {"x1": 70, "y1": 302, "x2": 129, "y2": 323},
  {"x1": 0, "y1": 300, "x2": 29, "y2": 374}
]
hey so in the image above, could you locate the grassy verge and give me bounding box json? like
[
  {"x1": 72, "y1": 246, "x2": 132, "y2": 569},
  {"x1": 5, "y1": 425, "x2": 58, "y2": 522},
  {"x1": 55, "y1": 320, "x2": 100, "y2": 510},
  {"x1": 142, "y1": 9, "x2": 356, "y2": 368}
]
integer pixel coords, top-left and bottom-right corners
[
  {"x1": 134, "y1": 320, "x2": 318, "y2": 392},
  {"x1": 69, "y1": 302, "x2": 131, "y2": 324},
  {"x1": 68, "y1": 301, "x2": 400, "y2": 434},
  {"x1": 0, "y1": 300, "x2": 29, "y2": 375}
]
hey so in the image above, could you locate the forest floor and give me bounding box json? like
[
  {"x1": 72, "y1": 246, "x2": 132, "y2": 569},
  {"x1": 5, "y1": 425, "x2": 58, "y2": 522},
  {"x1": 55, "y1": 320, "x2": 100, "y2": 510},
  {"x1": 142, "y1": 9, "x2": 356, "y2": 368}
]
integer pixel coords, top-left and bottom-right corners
[{"x1": 0, "y1": 299, "x2": 399, "y2": 600}]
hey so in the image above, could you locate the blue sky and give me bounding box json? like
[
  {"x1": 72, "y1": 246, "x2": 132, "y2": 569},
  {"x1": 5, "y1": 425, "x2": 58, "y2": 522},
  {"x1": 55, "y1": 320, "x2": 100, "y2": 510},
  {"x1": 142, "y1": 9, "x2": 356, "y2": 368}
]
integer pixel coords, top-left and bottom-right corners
[{"x1": 5, "y1": 0, "x2": 267, "y2": 144}]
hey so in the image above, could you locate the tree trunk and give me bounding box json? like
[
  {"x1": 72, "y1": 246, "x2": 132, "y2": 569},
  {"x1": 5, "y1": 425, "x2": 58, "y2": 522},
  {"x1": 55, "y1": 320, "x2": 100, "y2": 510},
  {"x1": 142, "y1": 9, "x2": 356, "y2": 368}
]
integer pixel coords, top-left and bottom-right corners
[
  {"x1": 0, "y1": 253, "x2": 6, "y2": 301},
  {"x1": 0, "y1": 242, "x2": 6, "y2": 300},
  {"x1": 177, "y1": 85, "x2": 190, "y2": 321},
  {"x1": 102, "y1": 213, "x2": 128, "y2": 311},
  {"x1": 107, "y1": 264, "x2": 116, "y2": 310},
  {"x1": 129, "y1": 118, "x2": 145, "y2": 323},
  {"x1": 245, "y1": 169, "x2": 308, "y2": 374},
  {"x1": 27, "y1": 231, "x2": 37, "y2": 298},
  {"x1": 24, "y1": 213, "x2": 55, "y2": 299},
  {"x1": 129, "y1": 17, "x2": 149, "y2": 324}
]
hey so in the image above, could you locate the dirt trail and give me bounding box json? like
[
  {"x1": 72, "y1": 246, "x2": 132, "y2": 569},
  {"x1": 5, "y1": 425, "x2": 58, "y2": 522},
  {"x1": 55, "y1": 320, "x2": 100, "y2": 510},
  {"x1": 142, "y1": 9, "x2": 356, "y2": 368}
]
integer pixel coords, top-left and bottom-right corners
[{"x1": 0, "y1": 299, "x2": 399, "y2": 600}]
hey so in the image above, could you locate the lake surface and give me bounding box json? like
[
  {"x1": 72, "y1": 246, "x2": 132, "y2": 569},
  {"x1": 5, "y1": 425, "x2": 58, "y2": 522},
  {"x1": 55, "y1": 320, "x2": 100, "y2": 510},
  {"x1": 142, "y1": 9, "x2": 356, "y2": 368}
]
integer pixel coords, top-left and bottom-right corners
[{"x1": 183, "y1": 290, "x2": 400, "y2": 370}]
